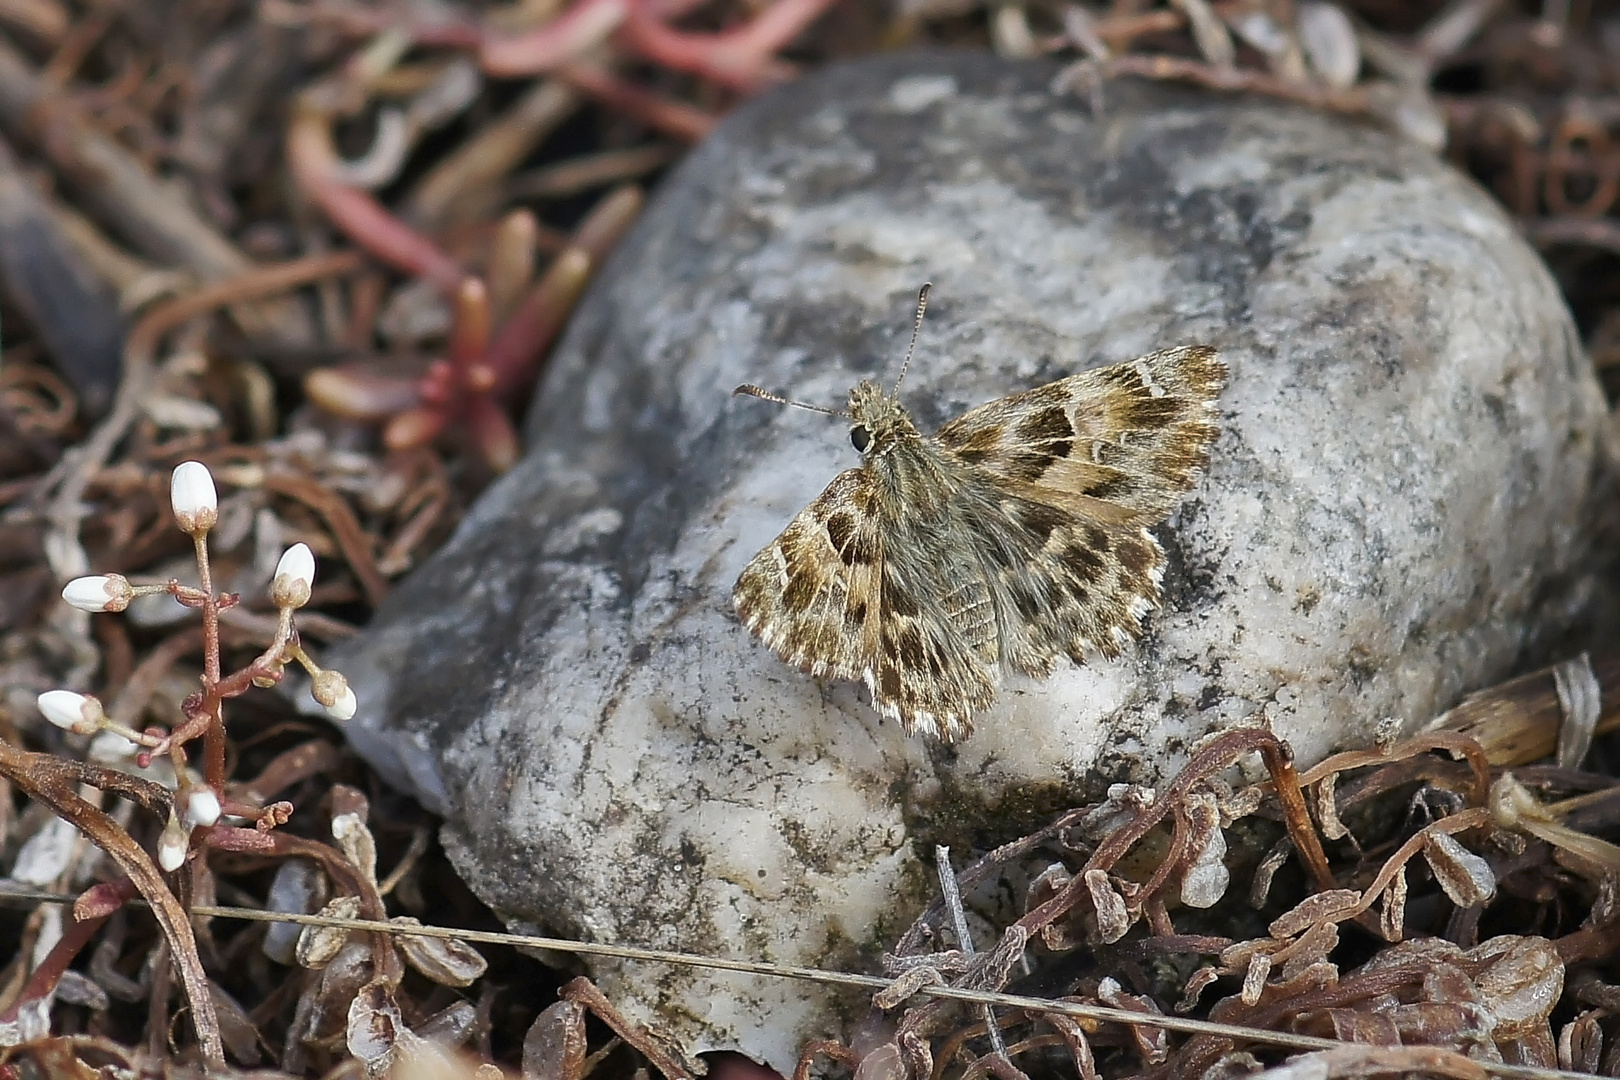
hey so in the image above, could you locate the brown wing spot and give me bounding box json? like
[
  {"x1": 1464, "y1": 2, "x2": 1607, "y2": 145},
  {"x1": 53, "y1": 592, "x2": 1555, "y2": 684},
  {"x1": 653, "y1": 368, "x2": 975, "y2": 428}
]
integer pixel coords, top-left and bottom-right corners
[
  {"x1": 1005, "y1": 450, "x2": 1052, "y2": 482},
  {"x1": 1013, "y1": 500, "x2": 1069, "y2": 544},
  {"x1": 1121, "y1": 396, "x2": 1182, "y2": 427},
  {"x1": 1084, "y1": 525, "x2": 1112, "y2": 554},
  {"x1": 880, "y1": 664, "x2": 903, "y2": 700},
  {"x1": 1015, "y1": 406, "x2": 1074, "y2": 450},
  {"x1": 1065, "y1": 543, "x2": 1107, "y2": 585},
  {"x1": 883, "y1": 571, "x2": 920, "y2": 617},
  {"x1": 825, "y1": 511, "x2": 855, "y2": 553},
  {"x1": 1116, "y1": 534, "x2": 1158, "y2": 579},
  {"x1": 947, "y1": 423, "x2": 1003, "y2": 465},
  {"x1": 1098, "y1": 365, "x2": 1147, "y2": 391},
  {"x1": 1081, "y1": 473, "x2": 1138, "y2": 502},
  {"x1": 846, "y1": 598, "x2": 867, "y2": 629},
  {"x1": 825, "y1": 511, "x2": 876, "y2": 565},
  {"x1": 779, "y1": 536, "x2": 824, "y2": 613},
  {"x1": 893, "y1": 624, "x2": 927, "y2": 671},
  {"x1": 782, "y1": 571, "x2": 819, "y2": 613}
]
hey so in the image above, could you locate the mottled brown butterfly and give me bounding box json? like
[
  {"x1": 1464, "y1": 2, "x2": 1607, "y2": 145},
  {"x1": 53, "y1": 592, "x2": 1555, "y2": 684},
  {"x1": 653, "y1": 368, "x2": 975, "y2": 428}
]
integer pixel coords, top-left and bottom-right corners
[{"x1": 733, "y1": 286, "x2": 1226, "y2": 742}]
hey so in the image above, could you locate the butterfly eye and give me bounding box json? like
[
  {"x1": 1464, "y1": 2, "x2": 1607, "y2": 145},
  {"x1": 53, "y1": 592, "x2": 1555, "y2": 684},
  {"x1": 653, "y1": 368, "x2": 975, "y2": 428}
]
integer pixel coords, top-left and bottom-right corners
[{"x1": 850, "y1": 425, "x2": 872, "y2": 453}]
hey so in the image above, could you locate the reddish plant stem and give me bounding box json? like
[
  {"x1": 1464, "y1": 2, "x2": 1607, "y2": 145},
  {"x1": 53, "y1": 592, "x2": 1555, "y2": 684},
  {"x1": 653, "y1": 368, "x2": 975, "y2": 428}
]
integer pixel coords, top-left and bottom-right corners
[
  {"x1": 486, "y1": 185, "x2": 643, "y2": 392},
  {"x1": 618, "y1": 0, "x2": 832, "y2": 91},
  {"x1": 0, "y1": 880, "x2": 133, "y2": 1022},
  {"x1": 480, "y1": 0, "x2": 629, "y2": 77},
  {"x1": 190, "y1": 534, "x2": 229, "y2": 792},
  {"x1": 237, "y1": 741, "x2": 345, "y2": 806},
  {"x1": 161, "y1": 643, "x2": 291, "y2": 765},
  {"x1": 466, "y1": 394, "x2": 521, "y2": 473},
  {"x1": 555, "y1": 62, "x2": 717, "y2": 141},
  {"x1": 288, "y1": 105, "x2": 463, "y2": 291}
]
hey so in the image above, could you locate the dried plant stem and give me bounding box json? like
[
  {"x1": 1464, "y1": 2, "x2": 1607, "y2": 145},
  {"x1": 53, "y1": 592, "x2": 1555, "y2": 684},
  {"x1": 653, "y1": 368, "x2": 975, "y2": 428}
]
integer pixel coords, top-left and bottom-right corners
[
  {"x1": 405, "y1": 79, "x2": 580, "y2": 230},
  {"x1": 288, "y1": 104, "x2": 464, "y2": 291},
  {"x1": 560, "y1": 977, "x2": 696, "y2": 1080},
  {"x1": 1086, "y1": 54, "x2": 1369, "y2": 114},
  {"x1": 508, "y1": 144, "x2": 675, "y2": 201},
  {"x1": 263, "y1": 471, "x2": 390, "y2": 607},
  {"x1": 0, "y1": 744, "x2": 222, "y2": 1063},
  {"x1": 36, "y1": 250, "x2": 363, "y2": 582},
  {"x1": 1297, "y1": 731, "x2": 1492, "y2": 806},
  {"x1": 1433, "y1": 650, "x2": 1620, "y2": 766},
  {"x1": 206, "y1": 827, "x2": 403, "y2": 984},
  {"x1": 936, "y1": 846, "x2": 1009, "y2": 1061},
  {"x1": 0, "y1": 37, "x2": 310, "y2": 345},
  {"x1": 555, "y1": 62, "x2": 718, "y2": 141}
]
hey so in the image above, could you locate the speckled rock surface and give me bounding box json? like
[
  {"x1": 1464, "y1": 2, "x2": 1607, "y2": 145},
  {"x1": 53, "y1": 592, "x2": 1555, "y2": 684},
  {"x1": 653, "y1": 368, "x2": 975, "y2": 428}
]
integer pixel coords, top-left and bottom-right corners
[{"x1": 318, "y1": 52, "x2": 1617, "y2": 1070}]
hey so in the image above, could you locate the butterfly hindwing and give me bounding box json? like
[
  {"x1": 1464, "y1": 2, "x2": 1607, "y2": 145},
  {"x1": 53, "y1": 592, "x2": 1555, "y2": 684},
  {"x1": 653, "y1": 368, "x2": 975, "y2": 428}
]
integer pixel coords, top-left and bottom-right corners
[
  {"x1": 873, "y1": 508, "x2": 1001, "y2": 740},
  {"x1": 957, "y1": 487, "x2": 1167, "y2": 677}
]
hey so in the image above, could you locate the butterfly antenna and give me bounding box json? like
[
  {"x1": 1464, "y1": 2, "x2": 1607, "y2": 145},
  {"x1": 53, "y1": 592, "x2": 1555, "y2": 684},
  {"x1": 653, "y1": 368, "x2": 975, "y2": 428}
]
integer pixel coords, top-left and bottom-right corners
[
  {"x1": 892, "y1": 282, "x2": 932, "y2": 394},
  {"x1": 733, "y1": 384, "x2": 848, "y2": 418}
]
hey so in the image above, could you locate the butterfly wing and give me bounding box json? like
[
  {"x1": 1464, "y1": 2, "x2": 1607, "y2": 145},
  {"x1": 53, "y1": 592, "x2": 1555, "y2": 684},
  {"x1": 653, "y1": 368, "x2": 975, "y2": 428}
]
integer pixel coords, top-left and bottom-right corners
[
  {"x1": 956, "y1": 484, "x2": 1169, "y2": 676},
  {"x1": 937, "y1": 345, "x2": 1226, "y2": 520},
  {"x1": 935, "y1": 345, "x2": 1225, "y2": 676},
  {"x1": 733, "y1": 468, "x2": 884, "y2": 683},
  {"x1": 734, "y1": 464, "x2": 999, "y2": 741},
  {"x1": 867, "y1": 515, "x2": 1000, "y2": 742}
]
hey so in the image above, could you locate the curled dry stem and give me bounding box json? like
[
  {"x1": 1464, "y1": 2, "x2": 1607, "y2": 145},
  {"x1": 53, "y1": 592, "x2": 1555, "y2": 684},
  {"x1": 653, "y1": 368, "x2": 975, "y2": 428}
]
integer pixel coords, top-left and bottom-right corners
[
  {"x1": 1018, "y1": 729, "x2": 1335, "y2": 945},
  {"x1": 618, "y1": 0, "x2": 836, "y2": 91},
  {"x1": 560, "y1": 976, "x2": 698, "y2": 1080},
  {"x1": 791, "y1": 1039, "x2": 861, "y2": 1080},
  {"x1": 288, "y1": 100, "x2": 463, "y2": 291},
  {"x1": 204, "y1": 826, "x2": 402, "y2": 984},
  {"x1": 1296, "y1": 730, "x2": 1492, "y2": 808}
]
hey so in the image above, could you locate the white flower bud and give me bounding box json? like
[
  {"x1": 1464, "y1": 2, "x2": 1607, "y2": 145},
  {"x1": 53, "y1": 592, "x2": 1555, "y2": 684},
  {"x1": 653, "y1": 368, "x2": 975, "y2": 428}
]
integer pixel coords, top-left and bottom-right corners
[
  {"x1": 61, "y1": 574, "x2": 133, "y2": 613},
  {"x1": 169, "y1": 461, "x2": 218, "y2": 536},
  {"x1": 312, "y1": 670, "x2": 357, "y2": 721},
  {"x1": 36, "y1": 690, "x2": 104, "y2": 735},
  {"x1": 183, "y1": 786, "x2": 221, "y2": 829},
  {"x1": 157, "y1": 811, "x2": 189, "y2": 872},
  {"x1": 271, "y1": 543, "x2": 315, "y2": 609}
]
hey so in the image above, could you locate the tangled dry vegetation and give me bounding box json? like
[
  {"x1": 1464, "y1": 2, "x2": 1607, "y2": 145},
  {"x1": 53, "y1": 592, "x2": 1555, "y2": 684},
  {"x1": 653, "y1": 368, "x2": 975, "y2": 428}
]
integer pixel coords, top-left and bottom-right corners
[{"x1": 2, "y1": 0, "x2": 1620, "y2": 1077}]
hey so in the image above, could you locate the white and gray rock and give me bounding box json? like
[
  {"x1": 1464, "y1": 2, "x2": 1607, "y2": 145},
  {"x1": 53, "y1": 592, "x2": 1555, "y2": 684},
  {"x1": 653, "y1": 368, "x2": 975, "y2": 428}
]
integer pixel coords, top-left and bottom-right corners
[{"x1": 317, "y1": 53, "x2": 1617, "y2": 1071}]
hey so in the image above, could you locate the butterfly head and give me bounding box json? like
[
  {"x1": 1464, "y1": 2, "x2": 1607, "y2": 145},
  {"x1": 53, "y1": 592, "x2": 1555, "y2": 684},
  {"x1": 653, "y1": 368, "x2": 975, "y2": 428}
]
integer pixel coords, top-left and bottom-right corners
[
  {"x1": 732, "y1": 282, "x2": 934, "y2": 458},
  {"x1": 847, "y1": 379, "x2": 918, "y2": 457}
]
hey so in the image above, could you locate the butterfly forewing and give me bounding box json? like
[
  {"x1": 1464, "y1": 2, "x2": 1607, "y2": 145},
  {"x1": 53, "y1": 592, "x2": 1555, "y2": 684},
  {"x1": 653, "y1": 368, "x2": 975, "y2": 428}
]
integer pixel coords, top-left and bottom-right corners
[
  {"x1": 733, "y1": 469, "x2": 884, "y2": 682},
  {"x1": 937, "y1": 344, "x2": 1225, "y2": 519}
]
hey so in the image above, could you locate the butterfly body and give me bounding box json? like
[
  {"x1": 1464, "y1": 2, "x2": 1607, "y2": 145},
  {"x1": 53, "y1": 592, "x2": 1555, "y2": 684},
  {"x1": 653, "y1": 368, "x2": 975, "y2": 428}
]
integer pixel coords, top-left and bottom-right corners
[{"x1": 733, "y1": 298, "x2": 1226, "y2": 742}]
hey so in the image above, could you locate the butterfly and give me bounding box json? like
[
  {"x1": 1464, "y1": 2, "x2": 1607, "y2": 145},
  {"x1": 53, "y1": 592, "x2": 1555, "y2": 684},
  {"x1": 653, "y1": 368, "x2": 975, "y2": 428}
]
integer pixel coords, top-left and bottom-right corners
[{"x1": 732, "y1": 285, "x2": 1226, "y2": 742}]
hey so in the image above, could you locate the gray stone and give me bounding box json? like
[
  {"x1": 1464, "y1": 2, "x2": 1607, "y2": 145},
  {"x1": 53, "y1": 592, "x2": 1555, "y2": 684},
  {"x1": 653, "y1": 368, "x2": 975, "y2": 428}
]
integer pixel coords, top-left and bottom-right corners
[{"x1": 317, "y1": 52, "x2": 1616, "y2": 1071}]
